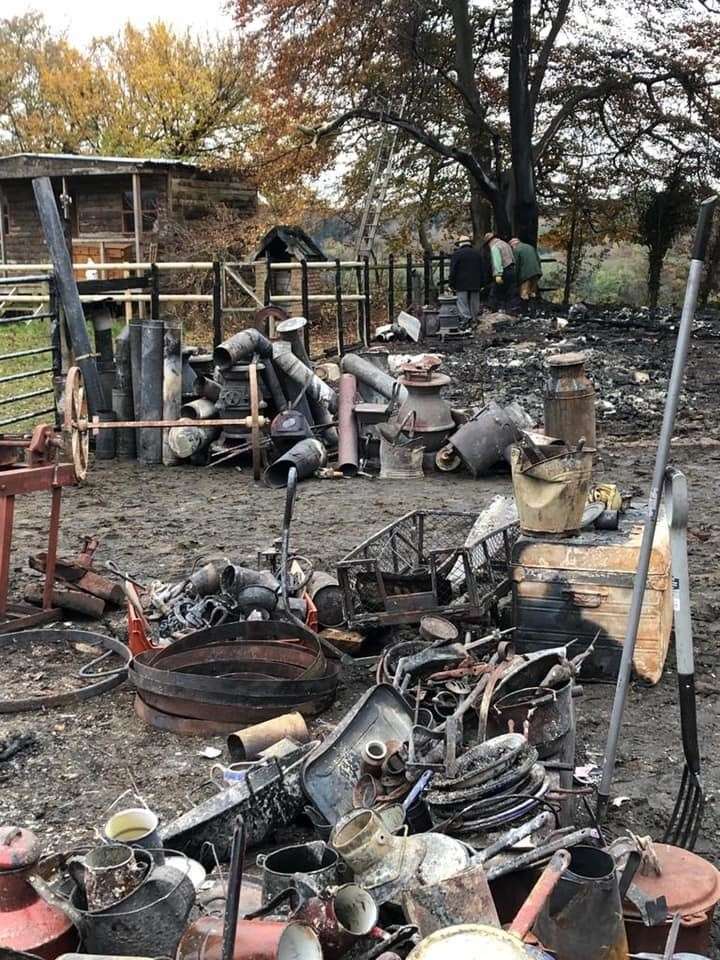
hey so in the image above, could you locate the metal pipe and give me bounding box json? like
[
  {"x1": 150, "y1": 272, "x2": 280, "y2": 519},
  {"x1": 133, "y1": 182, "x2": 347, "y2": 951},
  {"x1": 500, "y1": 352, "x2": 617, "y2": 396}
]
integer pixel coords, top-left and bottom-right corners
[
  {"x1": 138, "y1": 319, "x2": 164, "y2": 464},
  {"x1": 162, "y1": 324, "x2": 182, "y2": 465},
  {"x1": 277, "y1": 316, "x2": 312, "y2": 367},
  {"x1": 337, "y1": 374, "x2": 359, "y2": 476},
  {"x1": 180, "y1": 397, "x2": 217, "y2": 420},
  {"x1": 129, "y1": 320, "x2": 142, "y2": 453},
  {"x1": 598, "y1": 196, "x2": 717, "y2": 817},
  {"x1": 95, "y1": 409, "x2": 116, "y2": 460},
  {"x1": 214, "y1": 328, "x2": 273, "y2": 370},
  {"x1": 115, "y1": 325, "x2": 133, "y2": 398},
  {"x1": 261, "y1": 359, "x2": 287, "y2": 412},
  {"x1": 227, "y1": 713, "x2": 309, "y2": 762},
  {"x1": 168, "y1": 423, "x2": 219, "y2": 460},
  {"x1": 340, "y1": 353, "x2": 408, "y2": 404},
  {"x1": 272, "y1": 345, "x2": 338, "y2": 414},
  {"x1": 112, "y1": 388, "x2": 136, "y2": 459}
]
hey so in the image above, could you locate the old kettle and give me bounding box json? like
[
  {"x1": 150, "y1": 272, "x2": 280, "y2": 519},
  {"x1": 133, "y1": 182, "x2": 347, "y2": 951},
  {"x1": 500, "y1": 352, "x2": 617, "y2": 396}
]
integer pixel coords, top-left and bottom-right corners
[
  {"x1": 31, "y1": 847, "x2": 195, "y2": 957},
  {"x1": 534, "y1": 845, "x2": 639, "y2": 960},
  {"x1": 0, "y1": 825, "x2": 78, "y2": 959}
]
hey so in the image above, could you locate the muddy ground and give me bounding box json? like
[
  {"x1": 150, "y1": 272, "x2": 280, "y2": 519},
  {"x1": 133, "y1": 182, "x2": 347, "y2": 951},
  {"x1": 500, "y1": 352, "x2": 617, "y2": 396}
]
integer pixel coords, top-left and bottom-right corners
[{"x1": 1, "y1": 313, "x2": 719, "y2": 950}]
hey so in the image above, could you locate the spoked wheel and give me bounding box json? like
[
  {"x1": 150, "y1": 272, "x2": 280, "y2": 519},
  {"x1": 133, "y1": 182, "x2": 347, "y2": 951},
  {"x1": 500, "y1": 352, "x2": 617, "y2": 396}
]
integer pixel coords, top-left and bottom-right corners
[{"x1": 64, "y1": 365, "x2": 89, "y2": 480}]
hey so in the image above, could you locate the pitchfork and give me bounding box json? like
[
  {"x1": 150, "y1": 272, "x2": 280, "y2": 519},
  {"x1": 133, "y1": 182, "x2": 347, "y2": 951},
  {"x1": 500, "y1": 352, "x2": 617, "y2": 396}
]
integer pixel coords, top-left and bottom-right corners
[{"x1": 663, "y1": 466, "x2": 704, "y2": 850}]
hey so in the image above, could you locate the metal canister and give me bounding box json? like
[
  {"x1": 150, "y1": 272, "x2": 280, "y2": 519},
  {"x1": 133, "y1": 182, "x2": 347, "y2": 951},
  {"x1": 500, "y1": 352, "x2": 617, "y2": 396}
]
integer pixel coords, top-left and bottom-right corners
[{"x1": 543, "y1": 352, "x2": 596, "y2": 451}]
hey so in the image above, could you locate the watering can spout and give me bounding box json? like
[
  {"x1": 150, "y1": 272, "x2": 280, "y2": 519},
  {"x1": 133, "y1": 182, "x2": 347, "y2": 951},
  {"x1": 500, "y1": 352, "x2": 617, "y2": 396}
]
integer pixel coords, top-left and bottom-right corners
[{"x1": 29, "y1": 874, "x2": 86, "y2": 934}]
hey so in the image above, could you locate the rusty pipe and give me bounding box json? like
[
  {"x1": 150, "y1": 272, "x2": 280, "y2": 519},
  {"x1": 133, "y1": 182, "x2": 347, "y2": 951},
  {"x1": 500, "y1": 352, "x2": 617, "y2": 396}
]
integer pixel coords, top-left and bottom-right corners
[
  {"x1": 508, "y1": 849, "x2": 571, "y2": 942},
  {"x1": 337, "y1": 374, "x2": 358, "y2": 476},
  {"x1": 227, "y1": 713, "x2": 309, "y2": 762},
  {"x1": 214, "y1": 329, "x2": 274, "y2": 370}
]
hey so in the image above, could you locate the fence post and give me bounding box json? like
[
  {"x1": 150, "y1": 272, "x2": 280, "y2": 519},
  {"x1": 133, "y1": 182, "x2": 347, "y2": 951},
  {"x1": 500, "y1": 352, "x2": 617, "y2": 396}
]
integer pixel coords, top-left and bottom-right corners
[
  {"x1": 335, "y1": 258, "x2": 345, "y2": 357},
  {"x1": 363, "y1": 256, "x2": 371, "y2": 346},
  {"x1": 423, "y1": 251, "x2": 430, "y2": 305},
  {"x1": 300, "y1": 258, "x2": 311, "y2": 355},
  {"x1": 388, "y1": 253, "x2": 395, "y2": 322},
  {"x1": 212, "y1": 260, "x2": 223, "y2": 348},
  {"x1": 264, "y1": 254, "x2": 271, "y2": 306},
  {"x1": 405, "y1": 254, "x2": 413, "y2": 308},
  {"x1": 150, "y1": 263, "x2": 160, "y2": 318},
  {"x1": 439, "y1": 252, "x2": 446, "y2": 292}
]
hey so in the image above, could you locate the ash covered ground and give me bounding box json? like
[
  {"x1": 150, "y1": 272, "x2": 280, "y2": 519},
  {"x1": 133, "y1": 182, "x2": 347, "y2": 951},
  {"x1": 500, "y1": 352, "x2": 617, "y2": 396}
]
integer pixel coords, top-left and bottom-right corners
[{"x1": 1, "y1": 306, "x2": 719, "y2": 944}]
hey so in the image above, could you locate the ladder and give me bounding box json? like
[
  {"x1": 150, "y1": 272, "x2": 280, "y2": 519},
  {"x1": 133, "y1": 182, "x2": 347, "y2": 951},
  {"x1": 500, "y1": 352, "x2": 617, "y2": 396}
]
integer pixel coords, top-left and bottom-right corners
[{"x1": 355, "y1": 97, "x2": 407, "y2": 259}]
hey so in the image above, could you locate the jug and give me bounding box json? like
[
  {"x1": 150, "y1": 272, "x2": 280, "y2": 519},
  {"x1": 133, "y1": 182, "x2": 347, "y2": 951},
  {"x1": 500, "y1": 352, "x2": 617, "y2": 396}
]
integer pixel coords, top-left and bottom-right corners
[{"x1": 534, "y1": 845, "x2": 638, "y2": 960}]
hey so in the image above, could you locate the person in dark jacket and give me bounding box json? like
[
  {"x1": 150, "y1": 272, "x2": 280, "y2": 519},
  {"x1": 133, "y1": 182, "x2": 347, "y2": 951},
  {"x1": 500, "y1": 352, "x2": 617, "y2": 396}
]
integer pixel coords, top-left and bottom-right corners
[{"x1": 449, "y1": 235, "x2": 489, "y2": 322}]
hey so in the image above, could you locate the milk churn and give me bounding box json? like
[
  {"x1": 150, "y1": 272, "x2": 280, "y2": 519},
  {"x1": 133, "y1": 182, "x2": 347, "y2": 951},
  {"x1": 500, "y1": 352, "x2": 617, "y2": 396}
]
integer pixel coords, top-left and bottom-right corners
[
  {"x1": 543, "y1": 352, "x2": 597, "y2": 451},
  {"x1": 0, "y1": 826, "x2": 77, "y2": 959}
]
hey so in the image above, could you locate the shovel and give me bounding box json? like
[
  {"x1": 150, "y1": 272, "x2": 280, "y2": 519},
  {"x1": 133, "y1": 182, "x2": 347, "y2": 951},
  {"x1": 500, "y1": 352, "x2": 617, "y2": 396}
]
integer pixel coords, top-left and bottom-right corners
[{"x1": 663, "y1": 467, "x2": 704, "y2": 850}]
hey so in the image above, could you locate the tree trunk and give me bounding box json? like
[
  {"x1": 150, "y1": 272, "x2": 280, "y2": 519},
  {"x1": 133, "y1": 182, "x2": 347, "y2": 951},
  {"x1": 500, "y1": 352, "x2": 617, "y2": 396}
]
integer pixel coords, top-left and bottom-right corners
[
  {"x1": 699, "y1": 220, "x2": 720, "y2": 307},
  {"x1": 647, "y1": 246, "x2": 664, "y2": 310},
  {"x1": 563, "y1": 206, "x2": 578, "y2": 306},
  {"x1": 508, "y1": 0, "x2": 538, "y2": 244}
]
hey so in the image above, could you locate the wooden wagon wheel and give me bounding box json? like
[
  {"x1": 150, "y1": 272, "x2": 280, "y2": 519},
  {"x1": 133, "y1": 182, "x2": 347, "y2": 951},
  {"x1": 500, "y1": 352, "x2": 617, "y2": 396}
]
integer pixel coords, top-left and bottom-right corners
[
  {"x1": 63, "y1": 365, "x2": 89, "y2": 480},
  {"x1": 249, "y1": 360, "x2": 262, "y2": 481}
]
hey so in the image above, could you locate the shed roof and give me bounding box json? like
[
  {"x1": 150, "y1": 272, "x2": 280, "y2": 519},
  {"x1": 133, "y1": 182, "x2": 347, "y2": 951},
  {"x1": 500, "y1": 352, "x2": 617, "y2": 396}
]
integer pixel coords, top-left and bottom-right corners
[
  {"x1": 0, "y1": 152, "x2": 246, "y2": 181},
  {"x1": 253, "y1": 225, "x2": 327, "y2": 261}
]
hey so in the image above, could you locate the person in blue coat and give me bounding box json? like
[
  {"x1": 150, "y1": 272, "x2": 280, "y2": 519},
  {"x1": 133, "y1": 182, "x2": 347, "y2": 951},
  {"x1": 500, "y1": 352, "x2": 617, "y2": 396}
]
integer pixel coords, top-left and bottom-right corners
[{"x1": 449, "y1": 235, "x2": 490, "y2": 322}]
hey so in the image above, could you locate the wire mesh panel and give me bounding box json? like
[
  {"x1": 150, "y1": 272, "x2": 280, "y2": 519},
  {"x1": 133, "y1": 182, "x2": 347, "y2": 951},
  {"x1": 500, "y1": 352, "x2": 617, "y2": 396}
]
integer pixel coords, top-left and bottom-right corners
[{"x1": 337, "y1": 509, "x2": 519, "y2": 628}]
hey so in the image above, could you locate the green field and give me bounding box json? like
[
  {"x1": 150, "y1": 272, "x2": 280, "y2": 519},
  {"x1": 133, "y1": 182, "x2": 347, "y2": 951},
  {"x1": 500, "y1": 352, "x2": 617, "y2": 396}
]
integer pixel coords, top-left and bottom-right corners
[{"x1": 0, "y1": 316, "x2": 56, "y2": 431}]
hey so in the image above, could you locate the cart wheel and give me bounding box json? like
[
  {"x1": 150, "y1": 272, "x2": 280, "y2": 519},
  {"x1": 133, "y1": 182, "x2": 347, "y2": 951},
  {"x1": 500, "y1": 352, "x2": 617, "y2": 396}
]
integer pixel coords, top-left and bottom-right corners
[{"x1": 64, "y1": 365, "x2": 89, "y2": 480}]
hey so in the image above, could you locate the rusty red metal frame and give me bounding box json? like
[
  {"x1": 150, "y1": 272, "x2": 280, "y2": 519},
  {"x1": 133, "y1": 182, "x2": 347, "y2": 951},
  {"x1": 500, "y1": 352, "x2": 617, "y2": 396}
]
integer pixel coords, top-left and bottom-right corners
[{"x1": 0, "y1": 462, "x2": 76, "y2": 633}]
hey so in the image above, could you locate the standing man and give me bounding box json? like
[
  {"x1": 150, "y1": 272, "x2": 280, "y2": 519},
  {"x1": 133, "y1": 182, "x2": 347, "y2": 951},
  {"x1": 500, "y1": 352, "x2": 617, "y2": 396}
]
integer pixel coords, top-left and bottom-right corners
[
  {"x1": 449, "y1": 235, "x2": 489, "y2": 323},
  {"x1": 483, "y1": 232, "x2": 517, "y2": 306},
  {"x1": 510, "y1": 237, "x2": 543, "y2": 300}
]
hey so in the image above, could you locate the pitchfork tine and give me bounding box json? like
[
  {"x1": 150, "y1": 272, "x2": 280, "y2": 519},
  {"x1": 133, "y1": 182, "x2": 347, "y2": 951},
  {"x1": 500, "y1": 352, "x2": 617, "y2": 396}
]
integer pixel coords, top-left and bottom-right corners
[{"x1": 663, "y1": 468, "x2": 705, "y2": 851}]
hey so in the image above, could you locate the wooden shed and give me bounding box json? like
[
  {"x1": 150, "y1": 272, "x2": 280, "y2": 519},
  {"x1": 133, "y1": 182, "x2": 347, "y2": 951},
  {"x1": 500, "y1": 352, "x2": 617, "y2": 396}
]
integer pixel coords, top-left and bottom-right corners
[
  {"x1": 0, "y1": 153, "x2": 257, "y2": 269},
  {"x1": 253, "y1": 225, "x2": 328, "y2": 319}
]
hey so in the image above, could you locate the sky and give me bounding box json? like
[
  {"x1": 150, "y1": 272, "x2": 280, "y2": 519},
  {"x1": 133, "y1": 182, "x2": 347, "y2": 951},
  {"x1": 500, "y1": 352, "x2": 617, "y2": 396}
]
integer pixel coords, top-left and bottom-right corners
[{"x1": 4, "y1": 0, "x2": 235, "y2": 45}]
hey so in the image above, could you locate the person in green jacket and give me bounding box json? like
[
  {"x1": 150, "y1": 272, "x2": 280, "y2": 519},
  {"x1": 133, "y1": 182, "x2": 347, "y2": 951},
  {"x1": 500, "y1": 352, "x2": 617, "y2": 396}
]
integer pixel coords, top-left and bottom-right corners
[
  {"x1": 483, "y1": 232, "x2": 516, "y2": 306},
  {"x1": 510, "y1": 238, "x2": 542, "y2": 300}
]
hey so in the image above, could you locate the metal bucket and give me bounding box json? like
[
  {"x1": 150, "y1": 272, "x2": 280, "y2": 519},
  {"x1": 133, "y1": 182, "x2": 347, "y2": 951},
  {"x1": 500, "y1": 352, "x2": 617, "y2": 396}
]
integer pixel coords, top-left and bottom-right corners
[
  {"x1": 176, "y1": 915, "x2": 323, "y2": 960},
  {"x1": 379, "y1": 438, "x2": 425, "y2": 479},
  {"x1": 104, "y1": 809, "x2": 164, "y2": 863},
  {"x1": 257, "y1": 842, "x2": 340, "y2": 904},
  {"x1": 264, "y1": 439, "x2": 327, "y2": 488},
  {"x1": 510, "y1": 446, "x2": 593, "y2": 535}
]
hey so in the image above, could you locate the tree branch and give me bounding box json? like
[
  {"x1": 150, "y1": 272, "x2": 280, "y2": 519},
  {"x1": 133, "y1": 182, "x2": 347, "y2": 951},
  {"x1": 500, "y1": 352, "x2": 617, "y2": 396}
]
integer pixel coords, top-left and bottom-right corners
[
  {"x1": 300, "y1": 107, "x2": 498, "y2": 198},
  {"x1": 529, "y1": 0, "x2": 571, "y2": 118}
]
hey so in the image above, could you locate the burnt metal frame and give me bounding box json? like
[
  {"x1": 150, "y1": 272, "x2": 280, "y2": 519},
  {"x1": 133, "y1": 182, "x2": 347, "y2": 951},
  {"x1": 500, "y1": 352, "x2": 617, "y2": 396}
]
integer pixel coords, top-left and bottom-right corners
[
  {"x1": 0, "y1": 462, "x2": 77, "y2": 632},
  {"x1": 337, "y1": 510, "x2": 517, "y2": 629}
]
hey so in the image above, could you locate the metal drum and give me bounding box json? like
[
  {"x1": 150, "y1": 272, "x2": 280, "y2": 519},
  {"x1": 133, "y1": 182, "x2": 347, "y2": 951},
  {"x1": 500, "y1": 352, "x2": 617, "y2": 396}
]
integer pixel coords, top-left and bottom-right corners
[{"x1": 543, "y1": 352, "x2": 596, "y2": 451}]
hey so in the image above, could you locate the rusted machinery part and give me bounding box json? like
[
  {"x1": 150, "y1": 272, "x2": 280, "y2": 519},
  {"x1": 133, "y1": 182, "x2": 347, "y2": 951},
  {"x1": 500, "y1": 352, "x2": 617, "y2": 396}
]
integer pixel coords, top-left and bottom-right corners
[
  {"x1": 134, "y1": 695, "x2": 254, "y2": 735},
  {"x1": 0, "y1": 628, "x2": 129, "y2": 713},
  {"x1": 64, "y1": 364, "x2": 90, "y2": 480},
  {"x1": 249, "y1": 360, "x2": 262, "y2": 481}
]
